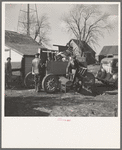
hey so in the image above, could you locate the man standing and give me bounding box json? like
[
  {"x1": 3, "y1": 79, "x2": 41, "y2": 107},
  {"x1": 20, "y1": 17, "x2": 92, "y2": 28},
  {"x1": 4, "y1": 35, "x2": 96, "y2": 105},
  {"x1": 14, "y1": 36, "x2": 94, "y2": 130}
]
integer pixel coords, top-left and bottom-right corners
[
  {"x1": 5, "y1": 57, "x2": 12, "y2": 88},
  {"x1": 32, "y1": 53, "x2": 42, "y2": 92}
]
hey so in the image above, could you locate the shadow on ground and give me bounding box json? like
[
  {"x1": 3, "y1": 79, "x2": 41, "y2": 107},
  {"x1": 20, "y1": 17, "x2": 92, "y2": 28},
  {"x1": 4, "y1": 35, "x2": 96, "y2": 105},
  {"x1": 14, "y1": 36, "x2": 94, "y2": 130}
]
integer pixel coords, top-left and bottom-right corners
[{"x1": 5, "y1": 96, "x2": 50, "y2": 116}]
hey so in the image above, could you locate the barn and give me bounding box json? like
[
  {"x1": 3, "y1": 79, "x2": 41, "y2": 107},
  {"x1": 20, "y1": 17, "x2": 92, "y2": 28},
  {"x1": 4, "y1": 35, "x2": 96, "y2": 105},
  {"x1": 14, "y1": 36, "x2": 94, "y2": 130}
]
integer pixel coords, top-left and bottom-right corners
[
  {"x1": 67, "y1": 39, "x2": 96, "y2": 65},
  {"x1": 99, "y1": 46, "x2": 118, "y2": 62},
  {"x1": 5, "y1": 30, "x2": 41, "y2": 79}
]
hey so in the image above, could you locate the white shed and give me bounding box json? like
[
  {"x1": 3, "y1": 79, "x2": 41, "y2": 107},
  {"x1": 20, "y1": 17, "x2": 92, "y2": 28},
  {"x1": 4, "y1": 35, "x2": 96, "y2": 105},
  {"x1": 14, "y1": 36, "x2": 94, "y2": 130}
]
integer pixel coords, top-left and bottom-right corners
[
  {"x1": 5, "y1": 30, "x2": 41, "y2": 77},
  {"x1": 5, "y1": 45, "x2": 22, "y2": 63}
]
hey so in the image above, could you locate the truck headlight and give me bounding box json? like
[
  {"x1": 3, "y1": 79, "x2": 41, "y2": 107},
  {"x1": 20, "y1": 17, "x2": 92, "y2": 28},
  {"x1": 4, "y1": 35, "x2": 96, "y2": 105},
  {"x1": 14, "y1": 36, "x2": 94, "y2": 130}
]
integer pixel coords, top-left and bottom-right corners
[{"x1": 113, "y1": 74, "x2": 118, "y2": 80}]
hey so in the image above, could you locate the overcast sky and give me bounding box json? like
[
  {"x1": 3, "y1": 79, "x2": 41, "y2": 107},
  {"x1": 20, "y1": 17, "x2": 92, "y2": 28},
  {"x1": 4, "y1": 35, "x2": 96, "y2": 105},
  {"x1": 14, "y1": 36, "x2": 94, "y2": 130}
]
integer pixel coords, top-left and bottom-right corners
[{"x1": 4, "y1": 2, "x2": 119, "y2": 54}]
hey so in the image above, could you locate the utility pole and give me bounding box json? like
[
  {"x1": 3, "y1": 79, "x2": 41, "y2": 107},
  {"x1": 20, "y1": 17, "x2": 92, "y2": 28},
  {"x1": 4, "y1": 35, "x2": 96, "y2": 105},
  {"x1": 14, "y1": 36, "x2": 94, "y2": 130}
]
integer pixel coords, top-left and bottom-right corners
[{"x1": 27, "y1": 4, "x2": 30, "y2": 36}]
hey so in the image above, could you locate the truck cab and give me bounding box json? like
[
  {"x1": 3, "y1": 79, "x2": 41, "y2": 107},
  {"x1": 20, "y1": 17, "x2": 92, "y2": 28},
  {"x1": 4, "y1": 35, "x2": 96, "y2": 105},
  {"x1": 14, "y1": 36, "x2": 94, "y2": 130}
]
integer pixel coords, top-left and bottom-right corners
[{"x1": 96, "y1": 55, "x2": 118, "y2": 88}]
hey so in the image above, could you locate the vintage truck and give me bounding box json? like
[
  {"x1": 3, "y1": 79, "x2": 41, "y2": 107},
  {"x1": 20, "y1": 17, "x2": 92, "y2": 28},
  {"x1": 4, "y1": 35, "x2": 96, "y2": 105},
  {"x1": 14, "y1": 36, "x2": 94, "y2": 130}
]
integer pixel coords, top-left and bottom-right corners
[
  {"x1": 24, "y1": 49, "x2": 95, "y2": 93},
  {"x1": 96, "y1": 55, "x2": 118, "y2": 88}
]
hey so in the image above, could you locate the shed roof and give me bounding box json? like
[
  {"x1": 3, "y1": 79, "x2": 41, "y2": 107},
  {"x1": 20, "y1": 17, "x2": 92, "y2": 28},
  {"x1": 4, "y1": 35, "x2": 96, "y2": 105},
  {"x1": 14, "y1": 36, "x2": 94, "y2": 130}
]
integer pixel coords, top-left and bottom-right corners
[
  {"x1": 5, "y1": 30, "x2": 42, "y2": 55},
  {"x1": 68, "y1": 39, "x2": 96, "y2": 54},
  {"x1": 99, "y1": 46, "x2": 118, "y2": 56}
]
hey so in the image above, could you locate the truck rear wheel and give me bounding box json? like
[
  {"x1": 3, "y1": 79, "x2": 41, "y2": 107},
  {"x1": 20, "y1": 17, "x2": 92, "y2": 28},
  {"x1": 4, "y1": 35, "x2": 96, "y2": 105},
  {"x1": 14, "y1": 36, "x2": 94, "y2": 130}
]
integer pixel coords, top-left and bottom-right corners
[{"x1": 24, "y1": 72, "x2": 35, "y2": 89}]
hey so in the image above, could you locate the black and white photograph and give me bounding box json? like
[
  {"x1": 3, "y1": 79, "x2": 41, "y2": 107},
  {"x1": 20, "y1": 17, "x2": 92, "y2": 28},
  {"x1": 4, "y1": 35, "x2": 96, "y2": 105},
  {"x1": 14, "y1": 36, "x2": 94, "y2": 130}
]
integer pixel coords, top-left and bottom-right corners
[{"x1": 2, "y1": 1, "x2": 120, "y2": 149}]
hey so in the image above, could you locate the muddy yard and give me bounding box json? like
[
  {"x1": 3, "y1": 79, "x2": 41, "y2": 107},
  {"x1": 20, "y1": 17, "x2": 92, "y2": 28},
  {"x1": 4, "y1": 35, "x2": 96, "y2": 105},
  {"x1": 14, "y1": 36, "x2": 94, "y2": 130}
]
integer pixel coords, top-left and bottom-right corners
[
  {"x1": 5, "y1": 65, "x2": 118, "y2": 117},
  {"x1": 5, "y1": 83, "x2": 118, "y2": 117}
]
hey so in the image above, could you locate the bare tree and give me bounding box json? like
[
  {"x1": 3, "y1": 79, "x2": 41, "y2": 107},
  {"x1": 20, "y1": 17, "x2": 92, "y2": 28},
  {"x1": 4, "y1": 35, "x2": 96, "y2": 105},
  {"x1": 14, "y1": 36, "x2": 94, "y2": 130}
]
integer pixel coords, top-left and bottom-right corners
[
  {"x1": 18, "y1": 12, "x2": 51, "y2": 45},
  {"x1": 62, "y1": 4, "x2": 116, "y2": 52},
  {"x1": 34, "y1": 14, "x2": 51, "y2": 46}
]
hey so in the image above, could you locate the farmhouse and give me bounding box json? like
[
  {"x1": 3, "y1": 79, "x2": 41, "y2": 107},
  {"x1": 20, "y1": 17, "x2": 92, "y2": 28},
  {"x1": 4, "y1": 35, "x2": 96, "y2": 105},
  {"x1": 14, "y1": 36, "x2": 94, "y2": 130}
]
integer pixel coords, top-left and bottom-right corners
[{"x1": 99, "y1": 45, "x2": 118, "y2": 62}]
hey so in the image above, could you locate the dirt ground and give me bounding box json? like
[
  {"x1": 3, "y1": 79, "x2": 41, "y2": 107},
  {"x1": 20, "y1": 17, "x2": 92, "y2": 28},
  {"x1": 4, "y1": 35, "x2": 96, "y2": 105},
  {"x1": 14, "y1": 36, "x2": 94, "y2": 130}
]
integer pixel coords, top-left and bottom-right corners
[{"x1": 5, "y1": 65, "x2": 118, "y2": 117}]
